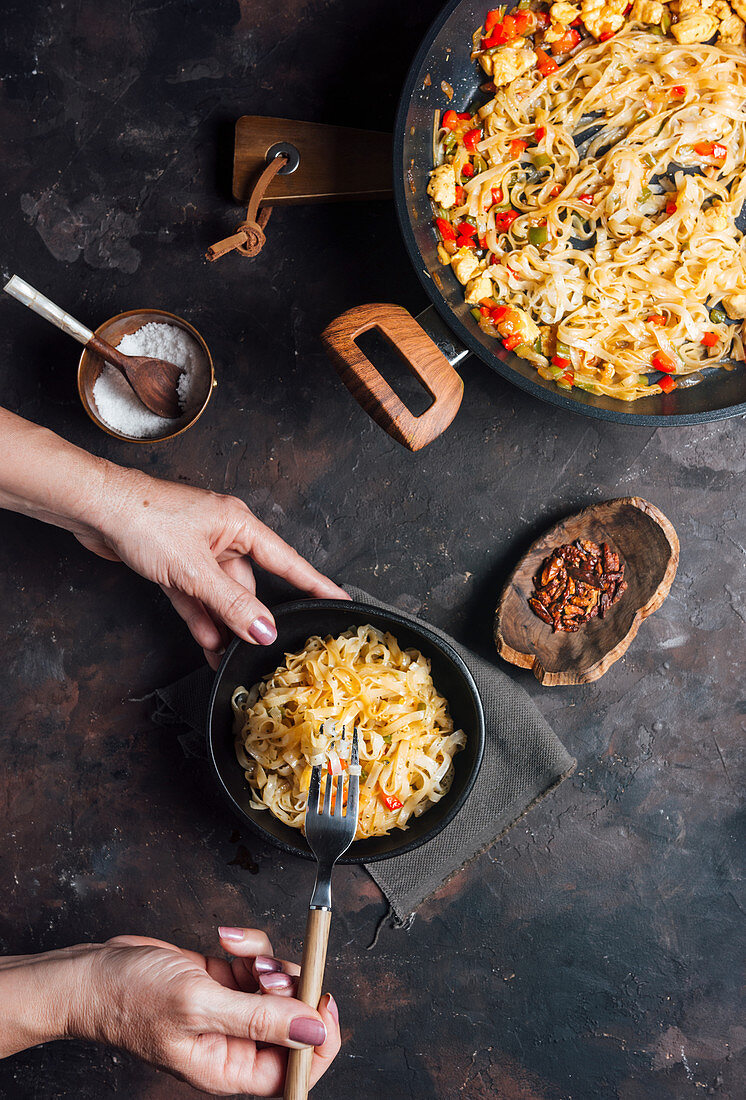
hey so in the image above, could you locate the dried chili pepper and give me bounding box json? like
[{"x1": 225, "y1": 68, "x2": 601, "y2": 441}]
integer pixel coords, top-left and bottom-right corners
[{"x1": 528, "y1": 539, "x2": 627, "y2": 632}]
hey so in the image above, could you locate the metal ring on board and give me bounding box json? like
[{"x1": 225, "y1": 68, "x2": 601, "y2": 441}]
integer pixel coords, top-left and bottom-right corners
[{"x1": 265, "y1": 142, "x2": 300, "y2": 175}]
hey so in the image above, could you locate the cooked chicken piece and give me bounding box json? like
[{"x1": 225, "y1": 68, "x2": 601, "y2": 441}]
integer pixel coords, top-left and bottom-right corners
[
  {"x1": 581, "y1": 0, "x2": 627, "y2": 37},
  {"x1": 496, "y1": 306, "x2": 541, "y2": 345},
  {"x1": 427, "y1": 163, "x2": 457, "y2": 209},
  {"x1": 479, "y1": 44, "x2": 536, "y2": 87},
  {"x1": 544, "y1": 21, "x2": 571, "y2": 41},
  {"x1": 700, "y1": 200, "x2": 729, "y2": 233},
  {"x1": 631, "y1": 0, "x2": 665, "y2": 21},
  {"x1": 671, "y1": 10, "x2": 719, "y2": 39},
  {"x1": 679, "y1": 0, "x2": 714, "y2": 11},
  {"x1": 436, "y1": 243, "x2": 452, "y2": 266},
  {"x1": 550, "y1": 2, "x2": 582, "y2": 23},
  {"x1": 722, "y1": 291, "x2": 746, "y2": 319},
  {"x1": 732, "y1": 0, "x2": 746, "y2": 19},
  {"x1": 451, "y1": 247, "x2": 481, "y2": 285},
  {"x1": 464, "y1": 271, "x2": 494, "y2": 305},
  {"x1": 712, "y1": 0, "x2": 746, "y2": 40}
]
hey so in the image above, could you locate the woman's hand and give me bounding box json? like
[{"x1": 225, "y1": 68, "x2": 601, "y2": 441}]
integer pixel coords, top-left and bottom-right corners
[
  {"x1": 0, "y1": 928, "x2": 341, "y2": 1097},
  {"x1": 0, "y1": 408, "x2": 348, "y2": 668},
  {"x1": 80, "y1": 465, "x2": 348, "y2": 666},
  {"x1": 77, "y1": 927, "x2": 340, "y2": 1096}
]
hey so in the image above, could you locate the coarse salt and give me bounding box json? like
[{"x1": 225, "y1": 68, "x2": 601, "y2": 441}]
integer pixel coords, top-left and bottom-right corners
[{"x1": 92, "y1": 321, "x2": 205, "y2": 439}]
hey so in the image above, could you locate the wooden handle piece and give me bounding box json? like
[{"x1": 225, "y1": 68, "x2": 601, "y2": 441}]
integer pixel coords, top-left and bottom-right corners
[
  {"x1": 321, "y1": 303, "x2": 464, "y2": 451},
  {"x1": 233, "y1": 117, "x2": 393, "y2": 205},
  {"x1": 284, "y1": 908, "x2": 332, "y2": 1100}
]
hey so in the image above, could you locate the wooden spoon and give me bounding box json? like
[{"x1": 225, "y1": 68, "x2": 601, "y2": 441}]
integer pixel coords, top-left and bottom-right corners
[{"x1": 4, "y1": 275, "x2": 183, "y2": 419}]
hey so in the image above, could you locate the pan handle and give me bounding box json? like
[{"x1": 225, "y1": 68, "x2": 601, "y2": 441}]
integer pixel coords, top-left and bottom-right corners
[{"x1": 321, "y1": 304, "x2": 469, "y2": 451}]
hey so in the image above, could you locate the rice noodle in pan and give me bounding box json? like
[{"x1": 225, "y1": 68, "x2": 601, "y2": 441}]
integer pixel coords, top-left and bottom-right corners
[{"x1": 429, "y1": 22, "x2": 746, "y2": 401}]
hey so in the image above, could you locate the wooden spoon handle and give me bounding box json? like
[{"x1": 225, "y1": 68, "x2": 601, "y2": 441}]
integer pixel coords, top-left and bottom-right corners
[
  {"x1": 284, "y1": 908, "x2": 331, "y2": 1100},
  {"x1": 3, "y1": 275, "x2": 93, "y2": 345},
  {"x1": 321, "y1": 303, "x2": 464, "y2": 452}
]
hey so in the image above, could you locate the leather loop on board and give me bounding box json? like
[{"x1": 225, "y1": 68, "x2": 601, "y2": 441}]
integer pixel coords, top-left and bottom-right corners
[{"x1": 206, "y1": 155, "x2": 287, "y2": 261}]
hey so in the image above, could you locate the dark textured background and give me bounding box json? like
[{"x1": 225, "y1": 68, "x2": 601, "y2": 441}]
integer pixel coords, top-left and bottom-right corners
[{"x1": 0, "y1": 0, "x2": 744, "y2": 1097}]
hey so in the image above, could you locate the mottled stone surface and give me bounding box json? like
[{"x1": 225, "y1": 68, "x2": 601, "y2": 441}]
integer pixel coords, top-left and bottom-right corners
[{"x1": 0, "y1": 0, "x2": 744, "y2": 1097}]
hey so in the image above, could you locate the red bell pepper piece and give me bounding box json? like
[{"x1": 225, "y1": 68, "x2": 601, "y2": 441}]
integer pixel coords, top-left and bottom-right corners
[
  {"x1": 652, "y1": 350, "x2": 676, "y2": 373},
  {"x1": 495, "y1": 209, "x2": 519, "y2": 231},
  {"x1": 534, "y1": 126, "x2": 546, "y2": 141},
  {"x1": 455, "y1": 235, "x2": 475, "y2": 249},
  {"x1": 693, "y1": 140, "x2": 726, "y2": 162},
  {"x1": 491, "y1": 305, "x2": 510, "y2": 322},
  {"x1": 671, "y1": 85, "x2": 685, "y2": 97},
  {"x1": 503, "y1": 333, "x2": 522, "y2": 351},
  {"x1": 550, "y1": 184, "x2": 562, "y2": 197},
  {"x1": 666, "y1": 201, "x2": 677, "y2": 215},
  {"x1": 536, "y1": 48, "x2": 559, "y2": 76},
  {"x1": 510, "y1": 138, "x2": 528, "y2": 158},
  {"x1": 461, "y1": 162, "x2": 474, "y2": 178},
  {"x1": 381, "y1": 793, "x2": 403, "y2": 812},
  {"x1": 442, "y1": 109, "x2": 459, "y2": 131},
  {"x1": 457, "y1": 112, "x2": 472, "y2": 120},
  {"x1": 701, "y1": 331, "x2": 718, "y2": 347},
  {"x1": 456, "y1": 221, "x2": 477, "y2": 237},
  {"x1": 491, "y1": 186, "x2": 503, "y2": 205},
  {"x1": 479, "y1": 304, "x2": 491, "y2": 316},
  {"x1": 599, "y1": 29, "x2": 616, "y2": 41},
  {"x1": 647, "y1": 314, "x2": 667, "y2": 326},
  {"x1": 455, "y1": 184, "x2": 466, "y2": 204},
  {"x1": 485, "y1": 7, "x2": 502, "y2": 34},
  {"x1": 550, "y1": 28, "x2": 581, "y2": 55},
  {"x1": 464, "y1": 127, "x2": 483, "y2": 152},
  {"x1": 512, "y1": 10, "x2": 533, "y2": 34},
  {"x1": 578, "y1": 193, "x2": 595, "y2": 205},
  {"x1": 561, "y1": 371, "x2": 574, "y2": 385},
  {"x1": 658, "y1": 375, "x2": 676, "y2": 393},
  {"x1": 435, "y1": 217, "x2": 456, "y2": 241},
  {"x1": 552, "y1": 354, "x2": 570, "y2": 368}
]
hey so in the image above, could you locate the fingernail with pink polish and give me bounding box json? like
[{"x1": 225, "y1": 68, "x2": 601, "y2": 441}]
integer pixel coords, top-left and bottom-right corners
[
  {"x1": 260, "y1": 971, "x2": 294, "y2": 991},
  {"x1": 218, "y1": 926, "x2": 244, "y2": 942},
  {"x1": 324, "y1": 993, "x2": 339, "y2": 1026},
  {"x1": 250, "y1": 617, "x2": 277, "y2": 645},
  {"x1": 254, "y1": 955, "x2": 283, "y2": 974},
  {"x1": 289, "y1": 1017, "x2": 327, "y2": 1046}
]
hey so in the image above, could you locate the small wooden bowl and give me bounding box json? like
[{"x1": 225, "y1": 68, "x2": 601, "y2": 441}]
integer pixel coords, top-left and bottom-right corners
[
  {"x1": 494, "y1": 497, "x2": 679, "y2": 686},
  {"x1": 78, "y1": 308, "x2": 215, "y2": 443}
]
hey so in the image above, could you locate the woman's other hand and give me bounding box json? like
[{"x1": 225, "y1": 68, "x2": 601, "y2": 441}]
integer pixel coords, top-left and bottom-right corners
[
  {"x1": 74, "y1": 927, "x2": 340, "y2": 1095},
  {"x1": 78, "y1": 468, "x2": 349, "y2": 667}
]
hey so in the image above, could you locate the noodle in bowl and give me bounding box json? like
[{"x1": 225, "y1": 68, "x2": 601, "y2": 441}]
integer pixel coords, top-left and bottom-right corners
[
  {"x1": 206, "y1": 600, "x2": 485, "y2": 863},
  {"x1": 233, "y1": 625, "x2": 467, "y2": 841}
]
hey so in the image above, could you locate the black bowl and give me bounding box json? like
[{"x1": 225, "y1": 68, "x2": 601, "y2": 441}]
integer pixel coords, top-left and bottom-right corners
[{"x1": 207, "y1": 599, "x2": 485, "y2": 863}]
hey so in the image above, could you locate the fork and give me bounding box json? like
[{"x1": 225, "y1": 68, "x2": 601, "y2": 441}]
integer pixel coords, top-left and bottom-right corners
[{"x1": 284, "y1": 726, "x2": 360, "y2": 1100}]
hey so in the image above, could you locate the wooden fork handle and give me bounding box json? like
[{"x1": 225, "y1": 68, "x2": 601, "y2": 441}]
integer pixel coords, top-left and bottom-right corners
[{"x1": 284, "y1": 908, "x2": 332, "y2": 1100}]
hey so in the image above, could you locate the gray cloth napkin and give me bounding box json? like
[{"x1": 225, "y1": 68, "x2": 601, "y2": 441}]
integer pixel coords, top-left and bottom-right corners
[{"x1": 154, "y1": 586, "x2": 575, "y2": 922}]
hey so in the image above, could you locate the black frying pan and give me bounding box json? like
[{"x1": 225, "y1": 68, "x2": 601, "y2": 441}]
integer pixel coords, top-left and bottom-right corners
[{"x1": 322, "y1": 0, "x2": 746, "y2": 449}]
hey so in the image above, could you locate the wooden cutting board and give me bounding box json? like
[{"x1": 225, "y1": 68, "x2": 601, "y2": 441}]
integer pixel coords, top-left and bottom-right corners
[{"x1": 232, "y1": 116, "x2": 393, "y2": 205}]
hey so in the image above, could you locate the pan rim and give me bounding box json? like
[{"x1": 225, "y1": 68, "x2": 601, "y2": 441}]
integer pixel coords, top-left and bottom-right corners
[{"x1": 392, "y1": 0, "x2": 746, "y2": 426}]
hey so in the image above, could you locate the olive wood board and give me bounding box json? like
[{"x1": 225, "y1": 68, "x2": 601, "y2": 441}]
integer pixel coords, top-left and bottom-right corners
[
  {"x1": 232, "y1": 116, "x2": 393, "y2": 205},
  {"x1": 494, "y1": 497, "x2": 679, "y2": 686}
]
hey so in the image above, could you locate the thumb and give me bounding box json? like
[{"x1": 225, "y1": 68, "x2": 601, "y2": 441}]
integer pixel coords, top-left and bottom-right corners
[
  {"x1": 201, "y1": 986, "x2": 327, "y2": 1049},
  {"x1": 195, "y1": 560, "x2": 277, "y2": 646}
]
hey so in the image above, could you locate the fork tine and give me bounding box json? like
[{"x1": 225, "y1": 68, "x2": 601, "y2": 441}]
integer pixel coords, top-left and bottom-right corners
[
  {"x1": 308, "y1": 764, "x2": 322, "y2": 814},
  {"x1": 334, "y1": 773, "x2": 345, "y2": 817},
  {"x1": 322, "y1": 768, "x2": 333, "y2": 815},
  {"x1": 347, "y1": 727, "x2": 359, "y2": 824}
]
